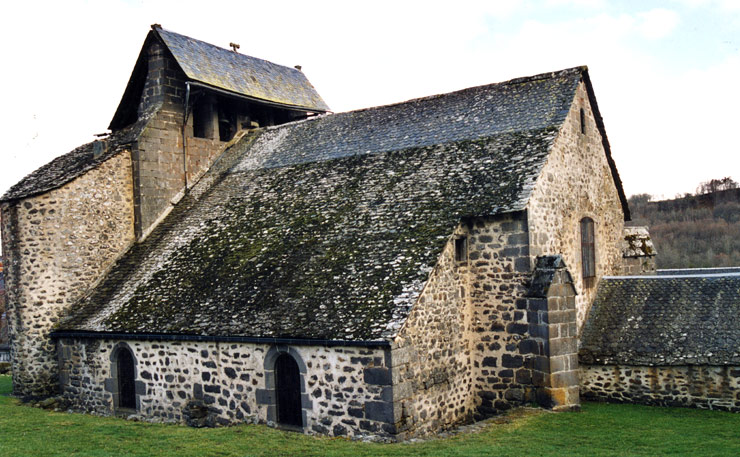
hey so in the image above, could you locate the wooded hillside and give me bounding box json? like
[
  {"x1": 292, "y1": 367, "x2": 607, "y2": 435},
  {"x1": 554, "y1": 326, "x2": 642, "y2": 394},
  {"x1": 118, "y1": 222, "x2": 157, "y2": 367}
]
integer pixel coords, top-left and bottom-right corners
[{"x1": 628, "y1": 185, "x2": 740, "y2": 269}]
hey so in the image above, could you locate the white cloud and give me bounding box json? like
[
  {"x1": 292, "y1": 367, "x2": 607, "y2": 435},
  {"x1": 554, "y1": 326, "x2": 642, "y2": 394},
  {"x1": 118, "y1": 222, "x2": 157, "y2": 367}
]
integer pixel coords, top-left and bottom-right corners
[
  {"x1": 719, "y1": 0, "x2": 740, "y2": 10},
  {"x1": 0, "y1": 0, "x2": 737, "y2": 205},
  {"x1": 544, "y1": 0, "x2": 607, "y2": 8},
  {"x1": 637, "y1": 8, "x2": 681, "y2": 39},
  {"x1": 672, "y1": 0, "x2": 740, "y2": 10},
  {"x1": 612, "y1": 55, "x2": 740, "y2": 198}
]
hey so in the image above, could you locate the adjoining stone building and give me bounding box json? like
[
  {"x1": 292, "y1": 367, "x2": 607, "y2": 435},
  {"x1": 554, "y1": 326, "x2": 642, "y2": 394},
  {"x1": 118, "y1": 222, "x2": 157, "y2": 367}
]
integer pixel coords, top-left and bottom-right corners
[
  {"x1": 1, "y1": 25, "x2": 642, "y2": 439},
  {"x1": 580, "y1": 268, "x2": 740, "y2": 412}
]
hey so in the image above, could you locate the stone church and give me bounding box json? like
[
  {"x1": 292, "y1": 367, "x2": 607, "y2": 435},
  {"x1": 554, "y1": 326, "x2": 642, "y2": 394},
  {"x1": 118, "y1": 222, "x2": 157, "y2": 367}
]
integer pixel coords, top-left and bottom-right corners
[{"x1": 2, "y1": 25, "x2": 736, "y2": 440}]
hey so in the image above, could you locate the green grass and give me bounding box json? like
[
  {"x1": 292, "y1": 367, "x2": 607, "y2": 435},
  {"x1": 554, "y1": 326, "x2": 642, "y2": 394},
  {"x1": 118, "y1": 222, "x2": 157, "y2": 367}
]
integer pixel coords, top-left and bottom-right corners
[{"x1": 1, "y1": 375, "x2": 738, "y2": 456}]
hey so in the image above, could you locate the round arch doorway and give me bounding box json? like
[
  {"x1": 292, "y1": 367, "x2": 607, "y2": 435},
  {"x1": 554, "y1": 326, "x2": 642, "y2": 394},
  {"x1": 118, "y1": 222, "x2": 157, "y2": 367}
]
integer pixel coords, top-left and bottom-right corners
[
  {"x1": 116, "y1": 346, "x2": 137, "y2": 410},
  {"x1": 275, "y1": 352, "x2": 302, "y2": 428}
]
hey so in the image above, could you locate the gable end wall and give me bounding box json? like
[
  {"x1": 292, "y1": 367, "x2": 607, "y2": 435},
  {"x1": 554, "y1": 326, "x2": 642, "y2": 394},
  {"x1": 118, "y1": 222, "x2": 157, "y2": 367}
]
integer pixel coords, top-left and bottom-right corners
[{"x1": 527, "y1": 81, "x2": 625, "y2": 329}]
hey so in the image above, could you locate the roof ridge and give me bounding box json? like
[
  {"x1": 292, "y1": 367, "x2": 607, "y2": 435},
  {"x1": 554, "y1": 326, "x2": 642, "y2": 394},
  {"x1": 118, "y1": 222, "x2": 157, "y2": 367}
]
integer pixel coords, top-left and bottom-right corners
[
  {"x1": 334, "y1": 66, "x2": 586, "y2": 116},
  {"x1": 154, "y1": 26, "x2": 302, "y2": 77},
  {"x1": 233, "y1": 124, "x2": 560, "y2": 175},
  {"x1": 604, "y1": 273, "x2": 740, "y2": 279}
]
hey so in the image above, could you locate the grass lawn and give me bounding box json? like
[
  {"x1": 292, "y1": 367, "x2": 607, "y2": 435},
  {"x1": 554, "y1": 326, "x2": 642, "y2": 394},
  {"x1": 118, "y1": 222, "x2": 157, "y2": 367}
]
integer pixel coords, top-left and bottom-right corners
[{"x1": 1, "y1": 375, "x2": 738, "y2": 456}]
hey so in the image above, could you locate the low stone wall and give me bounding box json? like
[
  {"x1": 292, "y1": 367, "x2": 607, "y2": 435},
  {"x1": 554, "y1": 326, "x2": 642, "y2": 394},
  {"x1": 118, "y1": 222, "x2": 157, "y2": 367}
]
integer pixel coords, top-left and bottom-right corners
[
  {"x1": 57, "y1": 337, "x2": 396, "y2": 439},
  {"x1": 581, "y1": 364, "x2": 740, "y2": 412}
]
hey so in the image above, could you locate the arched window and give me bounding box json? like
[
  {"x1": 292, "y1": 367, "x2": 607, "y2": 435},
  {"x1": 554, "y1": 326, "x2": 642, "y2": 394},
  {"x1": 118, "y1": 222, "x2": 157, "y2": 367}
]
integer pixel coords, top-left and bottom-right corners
[
  {"x1": 116, "y1": 347, "x2": 137, "y2": 410},
  {"x1": 275, "y1": 353, "x2": 302, "y2": 427},
  {"x1": 580, "y1": 217, "x2": 595, "y2": 278}
]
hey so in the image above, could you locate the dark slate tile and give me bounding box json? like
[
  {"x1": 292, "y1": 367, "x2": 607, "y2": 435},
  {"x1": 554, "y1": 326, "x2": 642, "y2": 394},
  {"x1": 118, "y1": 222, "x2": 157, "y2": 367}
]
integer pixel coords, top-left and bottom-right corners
[
  {"x1": 56, "y1": 67, "x2": 587, "y2": 342},
  {"x1": 157, "y1": 27, "x2": 329, "y2": 112},
  {"x1": 580, "y1": 274, "x2": 740, "y2": 366}
]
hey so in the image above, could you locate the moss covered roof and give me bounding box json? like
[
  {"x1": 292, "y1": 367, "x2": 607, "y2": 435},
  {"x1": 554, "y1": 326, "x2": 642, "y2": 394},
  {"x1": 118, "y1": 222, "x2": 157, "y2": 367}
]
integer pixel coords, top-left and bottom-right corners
[
  {"x1": 580, "y1": 273, "x2": 740, "y2": 366},
  {"x1": 59, "y1": 67, "x2": 585, "y2": 341}
]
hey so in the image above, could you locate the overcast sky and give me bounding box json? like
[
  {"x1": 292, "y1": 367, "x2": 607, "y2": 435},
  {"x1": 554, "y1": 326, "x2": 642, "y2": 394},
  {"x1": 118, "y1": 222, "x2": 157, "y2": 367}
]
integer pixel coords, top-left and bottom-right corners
[{"x1": 1, "y1": 0, "x2": 739, "y2": 203}]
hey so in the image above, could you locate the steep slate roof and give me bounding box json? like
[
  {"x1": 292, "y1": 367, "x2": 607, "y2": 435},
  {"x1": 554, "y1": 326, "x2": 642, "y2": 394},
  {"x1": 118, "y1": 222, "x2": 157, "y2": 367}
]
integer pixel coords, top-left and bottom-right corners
[
  {"x1": 58, "y1": 67, "x2": 591, "y2": 342},
  {"x1": 109, "y1": 25, "x2": 328, "y2": 130},
  {"x1": 155, "y1": 27, "x2": 330, "y2": 112},
  {"x1": 1, "y1": 109, "x2": 156, "y2": 202},
  {"x1": 580, "y1": 273, "x2": 740, "y2": 366}
]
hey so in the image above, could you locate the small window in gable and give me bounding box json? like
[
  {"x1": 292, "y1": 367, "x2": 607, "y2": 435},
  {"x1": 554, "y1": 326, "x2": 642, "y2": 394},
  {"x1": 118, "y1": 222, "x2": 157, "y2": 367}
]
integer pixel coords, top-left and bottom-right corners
[
  {"x1": 580, "y1": 108, "x2": 586, "y2": 135},
  {"x1": 455, "y1": 236, "x2": 468, "y2": 263},
  {"x1": 580, "y1": 217, "x2": 595, "y2": 278}
]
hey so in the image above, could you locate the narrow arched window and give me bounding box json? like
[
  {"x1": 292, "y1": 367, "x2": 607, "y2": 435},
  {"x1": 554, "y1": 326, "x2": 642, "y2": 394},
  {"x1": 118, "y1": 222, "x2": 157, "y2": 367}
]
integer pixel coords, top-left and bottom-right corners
[
  {"x1": 454, "y1": 236, "x2": 468, "y2": 263},
  {"x1": 581, "y1": 217, "x2": 595, "y2": 278},
  {"x1": 580, "y1": 108, "x2": 586, "y2": 134},
  {"x1": 116, "y1": 347, "x2": 137, "y2": 410}
]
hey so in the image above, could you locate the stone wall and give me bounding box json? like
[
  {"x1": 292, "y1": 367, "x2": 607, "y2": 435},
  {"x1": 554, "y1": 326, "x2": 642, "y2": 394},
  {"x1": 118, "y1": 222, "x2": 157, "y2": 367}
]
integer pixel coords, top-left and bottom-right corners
[
  {"x1": 131, "y1": 39, "x2": 224, "y2": 240},
  {"x1": 524, "y1": 257, "x2": 580, "y2": 410},
  {"x1": 620, "y1": 226, "x2": 657, "y2": 275},
  {"x1": 527, "y1": 81, "x2": 626, "y2": 329},
  {"x1": 0, "y1": 260, "x2": 6, "y2": 345},
  {"x1": 392, "y1": 224, "x2": 474, "y2": 438},
  {"x1": 54, "y1": 213, "x2": 583, "y2": 440},
  {"x1": 57, "y1": 337, "x2": 398, "y2": 439},
  {"x1": 391, "y1": 213, "x2": 578, "y2": 438},
  {"x1": 621, "y1": 257, "x2": 657, "y2": 276},
  {"x1": 581, "y1": 364, "x2": 740, "y2": 412},
  {"x1": 0, "y1": 152, "x2": 135, "y2": 397},
  {"x1": 466, "y1": 213, "x2": 539, "y2": 418}
]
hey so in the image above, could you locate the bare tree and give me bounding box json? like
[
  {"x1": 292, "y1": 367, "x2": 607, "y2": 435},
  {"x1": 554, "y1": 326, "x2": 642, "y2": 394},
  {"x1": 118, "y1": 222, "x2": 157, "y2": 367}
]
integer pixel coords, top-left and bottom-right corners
[{"x1": 696, "y1": 176, "x2": 738, "y2": 195}]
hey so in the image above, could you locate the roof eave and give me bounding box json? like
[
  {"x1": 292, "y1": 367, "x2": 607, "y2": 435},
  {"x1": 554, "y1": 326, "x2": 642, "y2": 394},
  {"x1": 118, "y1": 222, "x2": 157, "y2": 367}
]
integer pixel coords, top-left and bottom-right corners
[
  {"x1": 186, "y1": 81, "x2": 330, "y2": 114},
  {"x1": 580, "y1": 68, "x2": 631, "y2": 221},
  {"x1": 49, "y1": 329, "x2": 391, "y2": 347}
]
